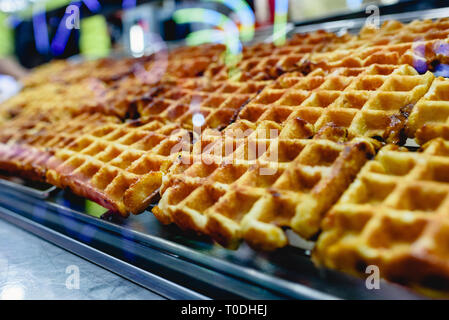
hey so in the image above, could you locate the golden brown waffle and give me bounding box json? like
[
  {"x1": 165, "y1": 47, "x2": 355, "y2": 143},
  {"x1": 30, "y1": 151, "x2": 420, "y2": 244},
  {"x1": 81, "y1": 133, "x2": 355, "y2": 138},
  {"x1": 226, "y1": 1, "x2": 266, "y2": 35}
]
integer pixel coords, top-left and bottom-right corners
[
  {"x1": 0, "y1": 112, "x2": 118, "y2": 180},
  {"x1": 204, "y1": 30, "x2": 351, "y2": 81},
  {"x1": 46, "y1": 119, "x2": 193, "y2": 216},
  {"x1": 99, "y1": 74, "x2": 159, "y2": 119},
  {"x1": 313, "y1": 138, "x2": 449, "y2": 293},
  {"x1": 341, "y1": 19, "x2": 449, "y2": 50},
  {"x1": 3, "y1": 18, "x2": 449, "y2": 230},
  {"x1": 51, "y1": 57, "x2": 139, "y2": 84},
  {"x1": 13, "y1": 44, "x2": 227, "y2": 120},
  {"x1": 134, "y1": 77, "x2": 270, "y2": 130},
  {"x1": 237, "y1": 64, "x2": 434, "y2": 144},
  {"x1": 308, "y1": 38, "x2": 449, "y2": 75},
  {"x1": 0, "y1": 79, "x2": 112, "y2": 121},
  {"x1": 42, "y1": 44, "x2": 225, "y2": 85},
  {"x1": 163, "y1": 43, "x2": 226, "y2": 79},
  {"x1": 408, "y1": 77, "x2": 449, "y2": 145},
  {"x1": 154, "y1": 116, "x2": 378, "y2": 249},
  {"x1": 4, "y1": 74, "x2": 157, "y2": 120},
  {"x1": 21, "y1": 60, "x2": 69, "y2": 88},
  {"x1": 307, "y1": 19, "x2": 449, "y2": 73},
  {"x1": 22, "y1": 57, "x2": 144, "y2": 87}
]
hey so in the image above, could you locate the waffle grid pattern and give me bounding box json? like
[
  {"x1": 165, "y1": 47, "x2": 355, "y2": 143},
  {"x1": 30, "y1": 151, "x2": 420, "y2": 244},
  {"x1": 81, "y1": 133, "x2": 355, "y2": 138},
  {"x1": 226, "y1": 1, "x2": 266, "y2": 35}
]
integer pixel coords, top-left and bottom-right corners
[
  {"x1": 135, "y1": 78, "x2": 270, "y2": 131},
  {"x1": 236, "y1": 64, "x2": 434, "y2": 143},
  {"x1": 46, "y1": 119, "x2": 192, "y2": 215},
  {"x1": 155, "y1": 114, "x2": 378, "y2": 249},
  {"x1": 0, "y1": 112, "x2": 118, "y2": 180},
  {"x1": 408, "y1": 77, "x2": 449, "y2": 144},
  {"x1": 204, "y1": 31, "x2": 352, "y2": 81},
  {"x1": 313, "y1": 138, "x2": 449, "y2": 293}
]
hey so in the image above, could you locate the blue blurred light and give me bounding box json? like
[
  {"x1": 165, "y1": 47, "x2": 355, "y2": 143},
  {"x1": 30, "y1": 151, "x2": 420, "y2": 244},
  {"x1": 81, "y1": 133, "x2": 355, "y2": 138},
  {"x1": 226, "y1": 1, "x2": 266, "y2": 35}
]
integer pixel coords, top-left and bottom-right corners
[{"x1": 32, "y1": 9, "x2": 50, "y2": 54}]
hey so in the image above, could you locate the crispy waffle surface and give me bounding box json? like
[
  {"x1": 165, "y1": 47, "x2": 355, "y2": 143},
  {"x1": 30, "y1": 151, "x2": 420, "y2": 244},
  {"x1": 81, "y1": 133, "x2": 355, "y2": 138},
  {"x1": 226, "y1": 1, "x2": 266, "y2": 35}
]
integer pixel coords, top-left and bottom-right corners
[
  {"x1": 0, "y1": 112, "x2": 119, "y2": 180},
  {"x1": 313, "y1": 138, "x2": 449, "y2": 294},
  {"x1": 0, "y1": 80, "x2": 108, "y2": 121},
  {"x1": 341, "y1": 19, "x2": 449, "y2": 50},
  {"x1": 134, "y1": 77, "x2": 270, "y2": 131},
  {"x1": 301, "y1": 18, "x2": 449, "y2": 79},
  {"x1": 46, "y1": 118, "x2": 193, "y2": 216},
  {"x1": 307, "y1": 18, "x2": 449, "y2": 74},
  {"x1": 21, "y1": 57, "x2": 147, "y2": 88},
  {"x1": 236, "y1": 64, "x2": 434, "y2": 144},
  {"x1": 408, "y1": 77, "x2": 449, "y2": 145},
  {"x1": 21, "y1": 43, "x2": 225, "y2": 88},
  {"x1": 21, "y1": 60, "x2": 70, "y2": 88},
  {"x1": 9, "y1": 43, "x2": 226, "y2": 120},
  {"x1": 204, "y1": 30, "x2": 352, "y2": 81},
  {"x1": 152, "y1": 49, "x2": 434, "y2": 251},
  {"x1": 154, "y1": 117, "x2": 379, "y2": 250},
  {"x1": 308, "y1": 38, "x2": 449, "y2": 75}
]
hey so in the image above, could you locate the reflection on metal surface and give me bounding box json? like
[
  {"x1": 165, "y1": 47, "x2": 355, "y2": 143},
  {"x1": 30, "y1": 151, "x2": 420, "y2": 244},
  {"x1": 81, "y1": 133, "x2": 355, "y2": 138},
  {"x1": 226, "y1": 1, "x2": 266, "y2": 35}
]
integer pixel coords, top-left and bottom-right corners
[
  {"x1": 0, "y1": 207, "x2": 207, "y2": 299},
  {"x1": 0, "y1": 285, "x2": 25, "y2": 300},
  {"x1": 286, "y1": 230, "x2": 315, "y2": 251},
  {"x1": 0, "y1": 174, "x2": 57, "y2": 199},
  {"x1": 0, "y1": 218, "x2": 165, "y2": 300}
]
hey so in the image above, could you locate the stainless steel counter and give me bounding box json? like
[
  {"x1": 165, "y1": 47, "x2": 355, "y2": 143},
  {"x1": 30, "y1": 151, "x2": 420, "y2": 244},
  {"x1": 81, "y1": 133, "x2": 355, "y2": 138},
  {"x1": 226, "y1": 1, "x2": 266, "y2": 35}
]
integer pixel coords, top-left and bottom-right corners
[{"x1": 0, "y1": 218, "x2": 165, "y2": 300}]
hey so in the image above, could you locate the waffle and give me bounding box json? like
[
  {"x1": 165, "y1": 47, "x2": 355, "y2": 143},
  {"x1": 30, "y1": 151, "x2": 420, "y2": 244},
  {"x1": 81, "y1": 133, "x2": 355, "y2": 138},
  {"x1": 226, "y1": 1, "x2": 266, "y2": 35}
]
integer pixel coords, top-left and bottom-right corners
[
  {"x1": 236, "y1": 64, "x2": 434, "y2": 144},
  {"x1": 308, "y1": 37, "x2": 449, "y2": 75},
  {"x1": 204, "y1": 30, "x2": 351, "y2": 81},
  {"x1": 53, "y1": 57, "x2": 140, "y2": 84},
  {"x1": 0, "y1": 79, "x2": 113, "y2": 121},
  {"x1": 134, "y1": 77, "x2": 270, "y2": 131},
  {"x1": 12, "y1": 44, "x2": 227, "y2": 120},
  {"x1": 46, "y1": 118, "x2": 193, "y2": 216},
  {"x1": 50, "y1": 44, "x2": 225, "y2": 84},
  {"x1": 307, "y1": 18, "x2": 449, "y2": 73},
  {"x1": 408, "y1": 77, "x2": 449, "y2": 145},
  {"x1": 163, "y1": 43, "x2": 226, "y2": 79},
  {"x1": 21, "y1": 60, "x2": 69, "y2": 88},
  {"x1": 5, "y1": 73, "x2": 157, "y2": 120},
  {"x1": 22, "y1": 57, "x2": 144, "y2": 87},
  {"x1": 0, "y1": 112, "x2": 118, "y2": 180},
  {"x1": 313, "y1": 138, "x2": 449, "y2": 293},
  {"x1": 154, "y1": 115, "x2": 378, "y2": 249}
]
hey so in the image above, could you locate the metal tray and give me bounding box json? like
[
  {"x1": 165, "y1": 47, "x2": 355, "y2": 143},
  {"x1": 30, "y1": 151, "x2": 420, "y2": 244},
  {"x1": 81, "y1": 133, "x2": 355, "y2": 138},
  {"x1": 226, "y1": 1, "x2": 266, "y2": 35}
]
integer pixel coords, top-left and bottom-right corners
[
  {"x1": 0, "y1": 174, "x2": 57, "y2": 199},
  {"x1": 0, "y1": 176, "x2": 426, "y2": 299}
]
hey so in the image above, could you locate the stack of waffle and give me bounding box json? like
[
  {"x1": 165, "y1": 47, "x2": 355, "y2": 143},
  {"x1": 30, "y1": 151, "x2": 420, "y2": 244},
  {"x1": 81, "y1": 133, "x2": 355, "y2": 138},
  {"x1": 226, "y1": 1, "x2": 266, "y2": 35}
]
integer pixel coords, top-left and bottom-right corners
[
  {"x1": 4, "y1": 18, "x2": 449, "y2": 295},
  {"x1": 308, "y1": 18, "x2": 449, "y2": 73}
]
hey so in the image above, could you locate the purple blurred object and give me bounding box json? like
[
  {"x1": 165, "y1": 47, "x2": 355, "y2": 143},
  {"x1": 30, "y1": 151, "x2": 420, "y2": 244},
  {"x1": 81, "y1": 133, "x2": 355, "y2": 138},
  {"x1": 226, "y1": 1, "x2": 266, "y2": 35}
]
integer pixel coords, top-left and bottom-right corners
[
  {"x1": 434, "y1": 64, "x2": 449, "y2": 78},
  {"x1": 413, "y1": 58, "x2": 428, "y2": 74}
]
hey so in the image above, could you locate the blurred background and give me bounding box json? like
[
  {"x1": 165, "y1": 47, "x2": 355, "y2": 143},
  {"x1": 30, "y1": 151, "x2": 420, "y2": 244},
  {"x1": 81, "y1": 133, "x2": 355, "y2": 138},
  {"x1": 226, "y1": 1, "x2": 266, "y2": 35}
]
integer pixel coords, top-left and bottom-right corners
[{"x1": 0, "y1": 0, "x2": 447, "y2": 78}]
